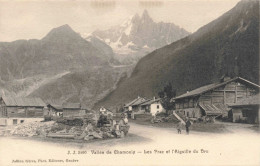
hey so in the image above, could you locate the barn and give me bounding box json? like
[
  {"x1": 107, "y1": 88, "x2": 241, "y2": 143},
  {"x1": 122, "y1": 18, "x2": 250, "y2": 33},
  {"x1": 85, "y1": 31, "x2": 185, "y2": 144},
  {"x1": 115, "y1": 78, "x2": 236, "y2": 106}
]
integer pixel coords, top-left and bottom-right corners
[
  {"x1": 46, "y1": 104, "x2": 63, "y2": 117},
  {"x1": 124, "y1": 96, "x2": 147, "y2": 116},
  {"x1": 62, "y1": 103, "x2": 86, "y2": 117},
  {"x1": 0, "y1": 96, "x2": 46, "y2": 125},
  {"x1": 173, "y1": 77, "x2": 260, "y2": 121},
  {"x1": 228, "y1": 94, "x2": 259, "y2": 124}
]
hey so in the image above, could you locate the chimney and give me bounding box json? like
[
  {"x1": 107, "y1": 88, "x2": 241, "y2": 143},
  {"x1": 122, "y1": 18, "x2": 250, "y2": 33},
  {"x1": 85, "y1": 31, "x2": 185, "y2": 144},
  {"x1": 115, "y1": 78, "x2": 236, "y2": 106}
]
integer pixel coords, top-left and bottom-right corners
[
  {"x1": 186, "y1": 91, "x2": 189, "y2": 93},
  {"x1": 153, "y1": 96, "x2": 156, "y2": 101},
  {"x1": 220, "y1": 76, "x2": 231, "y2": 82}
]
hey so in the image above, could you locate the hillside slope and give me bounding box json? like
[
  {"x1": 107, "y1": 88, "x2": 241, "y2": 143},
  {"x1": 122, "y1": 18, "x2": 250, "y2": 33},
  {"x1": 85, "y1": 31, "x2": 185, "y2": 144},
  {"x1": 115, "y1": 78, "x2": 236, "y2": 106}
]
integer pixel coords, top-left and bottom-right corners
[
  {"x1": 0, "y1": 25, "x2": 128, "y2": 106},
  {"x1": 0, "y1": 24, "x2": 108, "y2": 81},
  {"x1": 95, "y1": 0, "x2": 259, "y2": 110}
]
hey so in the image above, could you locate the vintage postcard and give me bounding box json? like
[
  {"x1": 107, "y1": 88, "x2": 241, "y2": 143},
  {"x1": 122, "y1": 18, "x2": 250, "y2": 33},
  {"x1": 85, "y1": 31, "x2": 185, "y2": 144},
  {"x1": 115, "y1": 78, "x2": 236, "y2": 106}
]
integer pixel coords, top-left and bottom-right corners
[{"x1": 0, "y1": 0, "x2": 259, "y2": 165}]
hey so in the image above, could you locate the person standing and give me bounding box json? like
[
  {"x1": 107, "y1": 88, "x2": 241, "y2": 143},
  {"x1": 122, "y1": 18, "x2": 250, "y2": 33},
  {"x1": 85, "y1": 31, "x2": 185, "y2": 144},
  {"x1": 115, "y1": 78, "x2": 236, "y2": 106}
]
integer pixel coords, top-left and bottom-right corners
[
  {"x1": 185, "y1": 118, "x2": 192, "y2": 135},
  {"x1": 176, "y1": 121, "x2": 183, "y2": 134}
]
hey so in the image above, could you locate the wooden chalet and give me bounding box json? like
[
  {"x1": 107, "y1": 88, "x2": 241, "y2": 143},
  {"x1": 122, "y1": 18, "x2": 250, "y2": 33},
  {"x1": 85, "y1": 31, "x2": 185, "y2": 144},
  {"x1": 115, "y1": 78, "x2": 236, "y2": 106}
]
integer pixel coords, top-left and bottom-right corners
[
  {"x1": 173, "y1": 77, "x2": 260, "y2": 121},
  {"x1": 124, "y1": 96, "x2": 149, "y2": 118},
  {"x1": 124, "y1": 96, "x2": 147, "y2": 112},
  {"x1": 228, "y1": 94, "x2": 259, "y2": 124},
  {"x1": 47, "y1": 104, "x2": 63, "y2": 117},
  {"x1": 62, "y1": 103, "x2": 86, "y2": 117},
  {"x1": 0, "y1": 96, "x2": 46, "y2": 125}
]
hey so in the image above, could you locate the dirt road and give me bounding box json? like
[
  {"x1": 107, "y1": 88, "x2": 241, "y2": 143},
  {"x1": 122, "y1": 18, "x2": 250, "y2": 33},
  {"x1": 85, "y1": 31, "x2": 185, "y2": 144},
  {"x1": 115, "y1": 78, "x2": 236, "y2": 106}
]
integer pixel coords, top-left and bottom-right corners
[{"x1": 0, "y1": 122, "x2": 260, "y2": 166}]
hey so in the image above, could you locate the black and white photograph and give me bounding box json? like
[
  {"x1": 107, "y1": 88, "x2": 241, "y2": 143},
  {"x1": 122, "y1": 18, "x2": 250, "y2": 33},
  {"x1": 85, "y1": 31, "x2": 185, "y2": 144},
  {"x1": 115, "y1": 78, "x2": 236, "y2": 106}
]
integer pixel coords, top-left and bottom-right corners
[{"x1": 0, "y1": 0, "x2": 259, "y2": 165}]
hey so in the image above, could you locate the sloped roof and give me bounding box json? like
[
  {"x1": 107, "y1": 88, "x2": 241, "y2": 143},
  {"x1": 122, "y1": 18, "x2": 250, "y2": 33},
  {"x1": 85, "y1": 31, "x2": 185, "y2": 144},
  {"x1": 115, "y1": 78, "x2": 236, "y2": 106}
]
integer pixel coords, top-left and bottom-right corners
[
  {"x1": 199, "y1": 103, "x2": 223, "y2": 116},
  {"x1": 1, "y1": 96, "x2": 46, "y2": 107},
  {"x1": 47, "y1": 104, "x2": 63, "y2": 110},
  {"x1": 229, "y1": 94, "x2": 260, "y2": 106},
  {"x1": 132, "y1": 98, "x2": 149, "y2": 106},
  {"x1": 174, "y1": 77, "x2": 260, "y2": 100},
  {"x1": 141, "y1": 98, "x2": 161, "y2": 106},
  {"x1": 124, "y1": 97, "x2": 146, "y2": 107},
  {"x1": 175, "y1": 83, "x2": 217, "y2": 99},
  {"x1": 62, "y1": 103, "x2": 81, "y2": 109},
  {"x1": 124, "y1": 98, "x2": 139, "y2": 107}
]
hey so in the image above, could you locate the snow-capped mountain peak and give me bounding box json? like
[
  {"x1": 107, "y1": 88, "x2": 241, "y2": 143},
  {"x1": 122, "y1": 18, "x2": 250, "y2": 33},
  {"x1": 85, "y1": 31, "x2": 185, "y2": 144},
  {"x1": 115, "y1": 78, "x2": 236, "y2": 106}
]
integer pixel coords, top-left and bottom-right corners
[
  {"x1": 87, "y1": 10, "x2": 190, "y2": 64},
  {"x1": 140, "y1": 9, "x2": 153, "y2": 23}
]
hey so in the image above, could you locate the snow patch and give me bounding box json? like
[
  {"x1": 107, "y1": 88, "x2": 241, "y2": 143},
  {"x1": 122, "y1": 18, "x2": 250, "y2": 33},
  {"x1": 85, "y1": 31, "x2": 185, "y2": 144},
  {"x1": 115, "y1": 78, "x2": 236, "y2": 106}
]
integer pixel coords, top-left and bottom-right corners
[
  {"x1": 143, "y1": 45, "x2": 149, "y2": 48},
  {"x1": 234, "y1": 19, "x2": 250, "y2": 34},
  {"x1": 14, "y1": 71, "x2": 71, "y2": 97},
  {"x1": 105, "y1": 39, "x2": 110, "y2": 43},
  {"x1": 110, "y1": 40, "x2": 136, "y2": 55},
  {"x1": 121, "y1": 15, "x2": 134, "y2": 28},
  {"x1": 85, "y1": 37, "x2": 91, "y2": 42},
  {"x1": 124, "y1": 22, "x2": 132, "y2": 36},
  {"x1": 126, "y1": 42, "x2": 135, "y2": 47},
  {"x1": 82, "y1": 32, "x2": 93, "y2": 39}
]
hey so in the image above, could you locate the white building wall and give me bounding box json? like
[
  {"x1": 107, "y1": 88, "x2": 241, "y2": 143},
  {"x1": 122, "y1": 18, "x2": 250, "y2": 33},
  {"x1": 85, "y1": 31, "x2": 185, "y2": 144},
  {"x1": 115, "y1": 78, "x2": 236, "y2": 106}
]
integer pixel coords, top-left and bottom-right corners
[
  {"x1": 100, "y1": 107, "x2": 106, "y2": 113},
  {"x1": 129, "y1": 106, "x2": 132, "y2": 111},
  {"x1": 150, "y1": 102, "x2": 165, "y2": 115}
]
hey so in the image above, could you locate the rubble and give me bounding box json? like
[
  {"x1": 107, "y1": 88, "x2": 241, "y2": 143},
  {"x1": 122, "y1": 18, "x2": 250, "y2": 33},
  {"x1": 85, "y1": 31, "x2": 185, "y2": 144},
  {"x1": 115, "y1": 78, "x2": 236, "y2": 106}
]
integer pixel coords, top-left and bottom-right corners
[
  {"x1": 10, "y1": 121, "x2": 55, "y2": 137},
  {"x1": 1, "y1": 112, "x2": 130, "y2": 142}
]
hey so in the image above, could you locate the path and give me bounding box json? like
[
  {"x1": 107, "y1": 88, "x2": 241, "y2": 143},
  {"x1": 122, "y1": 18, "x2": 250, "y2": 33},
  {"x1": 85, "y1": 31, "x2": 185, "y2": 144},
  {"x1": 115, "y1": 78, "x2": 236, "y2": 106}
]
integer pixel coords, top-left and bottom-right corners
[{"x1": 0, "y1": 123, "x2": 260, "y2": 166}]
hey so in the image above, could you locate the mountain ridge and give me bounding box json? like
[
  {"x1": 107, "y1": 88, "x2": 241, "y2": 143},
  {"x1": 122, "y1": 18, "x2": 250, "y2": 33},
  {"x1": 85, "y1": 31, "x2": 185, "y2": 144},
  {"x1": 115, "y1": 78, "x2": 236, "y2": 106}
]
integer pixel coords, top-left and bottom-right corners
[
  {"x1": 88, "y1": 10, "x2": 190, "y2": 64},
  {"x1": 94, "y1": 0, "x2": 259, "y2": 110},
  {"x1": 0, "y1": 24, "x2": 128, "y2": 107}
]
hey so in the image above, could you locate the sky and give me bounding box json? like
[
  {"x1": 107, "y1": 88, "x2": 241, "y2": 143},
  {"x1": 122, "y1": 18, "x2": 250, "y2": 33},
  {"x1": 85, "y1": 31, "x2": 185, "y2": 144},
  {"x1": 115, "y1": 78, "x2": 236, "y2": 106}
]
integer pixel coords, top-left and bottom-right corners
[{"x1": 0, "y1": 0, "x2": 240, "y2": 42}]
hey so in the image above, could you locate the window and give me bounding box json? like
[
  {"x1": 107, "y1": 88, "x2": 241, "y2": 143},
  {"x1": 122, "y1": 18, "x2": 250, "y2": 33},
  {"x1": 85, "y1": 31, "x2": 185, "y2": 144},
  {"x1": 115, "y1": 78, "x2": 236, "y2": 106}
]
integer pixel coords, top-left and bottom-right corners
[
  {"x1": 183, "y1": 111, "x2": 185, "y2": 115},
  {"x1": 13, "y1": 119, "x2": 17, "y2": 125},
  {"x1": 157, "y1": 105, "x2": 160, "y2": 109},
  {"x1": 20, "y1": 120, "x2": 24, "y2": 123}
]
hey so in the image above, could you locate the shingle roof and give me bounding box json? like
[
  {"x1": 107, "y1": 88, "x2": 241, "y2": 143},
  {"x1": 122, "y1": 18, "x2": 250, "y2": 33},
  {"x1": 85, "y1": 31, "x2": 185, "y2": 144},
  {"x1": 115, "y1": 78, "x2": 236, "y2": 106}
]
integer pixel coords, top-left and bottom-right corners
[
  {"x1": 141, "y1": 98, "x2": 161, "y2": 106},
  {"x1": 132, "y1": 98, "x2": 149, "y2": 106},
  {"x1": 1, "y1": 96, "x2": 46, "y2": 107},
  {"x1": 175, "y1": 83, "x2": 218, "y2": 100},
  {"x1": 124, "y1": 98, "x2": 139, "y2": 107},
  {"x1": 124, "y1": 97, "x2": 146, "y2": 107},
  {"x1": 174, "y1": 77, "x2": 260, "y2": 100},
  {"x1": 47, "y1": 104, "x2": 63, "y2": 110},
  {"x1": 62, "y1": 103, "x2": 81, "y2": 109},
  {"x1": 199, "y1": 103, "x2": 225, "y2": 116},
  {"x1": 229, "y1": 94, "x2": 260, "y2": 106}
]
